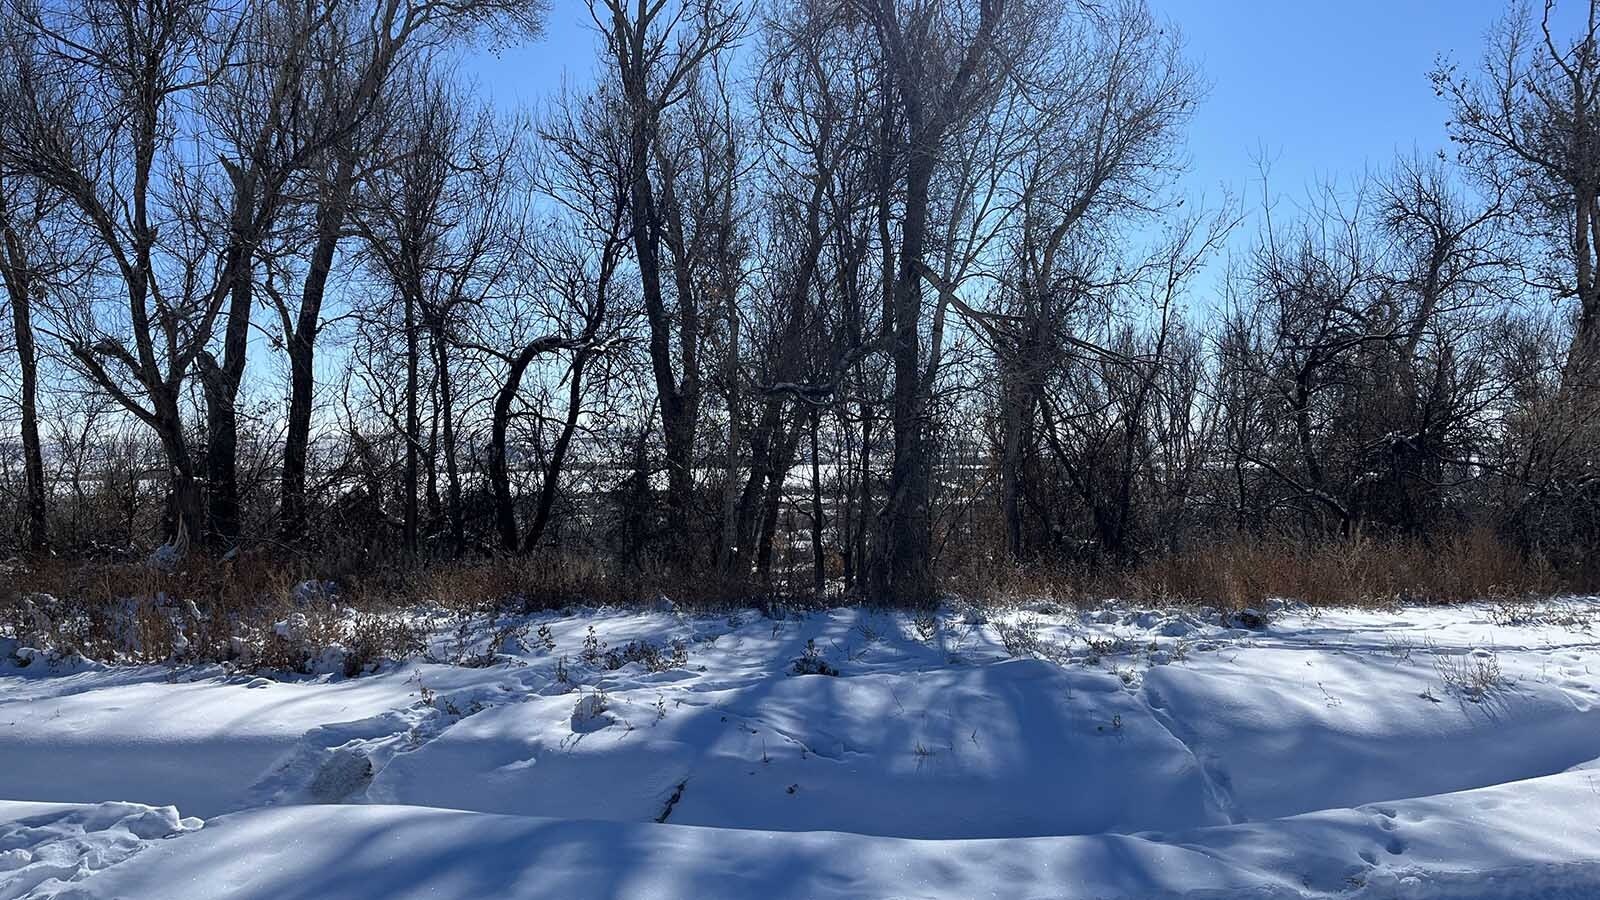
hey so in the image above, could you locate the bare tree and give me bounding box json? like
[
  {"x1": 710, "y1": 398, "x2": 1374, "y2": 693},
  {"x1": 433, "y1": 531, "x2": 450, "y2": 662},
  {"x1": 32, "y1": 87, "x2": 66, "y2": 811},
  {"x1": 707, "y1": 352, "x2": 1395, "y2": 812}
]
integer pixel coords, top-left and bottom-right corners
[
  {"x1": 987, "y1": 0, "x2": 1197, "y2": 561},
  {"x1": 0, "y1": 10, "x2": 65, "y2": 551},
  {"x1": 592, "y1": 0, "x2": 743, "y2": 557},
  {"x1": 0, "y1": 180, "x2": 54, "y2": 550},
  {"x1": 273, "y1": 0, "x2": 546, "y2": 545},
  {"x1": 846, "y1": 0, "x2": 1029, "y2": 602},
  {"x1": 1435, "y1": 0, "x2": 1600, "y2": 384},
  {"x1": 1, "y1": 0, "x2": 240, "y2": 540}
]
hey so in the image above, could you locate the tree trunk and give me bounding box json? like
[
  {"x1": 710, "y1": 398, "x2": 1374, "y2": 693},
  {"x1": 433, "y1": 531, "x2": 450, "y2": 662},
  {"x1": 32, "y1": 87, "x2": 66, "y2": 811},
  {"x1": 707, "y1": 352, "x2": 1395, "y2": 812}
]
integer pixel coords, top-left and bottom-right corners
[
  {"x1": 717, "y1": 293, "x2": 742, "y2": 574},
  {"x1": 489, "y1": 336, "x2": 584, "y2": 553},
  {"x1": 656, "y1": 158, "x2": 704, "y2": 557},
  {"x1": 199, "y1": 361, "x2": 238, "y2": 543},
  {"x1": 433, "y1": 320, "x2": 463, "y2": 555},
  {"x1": 152, "y1": 393, "x2": 204, "y2": 544},
  {"x1": 203, "y1": 197, "x2": 258, "y2": 547},
  {"x1": 731, "y1": 397, "x2": 785, "y2": 577},
  {"x1": 853, "y1": 406, "x2": 873, "y2": 593},
  {"x1": 622, "y1": 113, "x2": 696, "y2": 547},
  {"x1": 810, "y1": 408, "x2": 825, "y2": 597},
  {"x1": 873, "y1": 151, "x2": 936, "y2": 605},
  {"x1": 403, "y1": 289, "x2": 421, "y2": 554},
  {"x1": 280, "y1": 158, "x2": 355, "y2": 542},
  {"x1": 997, "y1": 355, "x2": 1029, "y2": 560},
  {"x1": 489, "y1": 352, "x2": 535, "y2": 553},
  {"x1": 525, "y1": 348, "x2": 592, "y2": 552},
  {"x1": 0, "y1": 218, "x2": 47, "y2": 551},
  {"x1": 756, "y1": 423, "x2": 804, "y2": 584},
  {"x1": 840, "y1": 414, "x2": 857, "y2": 592},
  {"x1": 426, "y1": 366, "x2": 442, "y2": 527}
]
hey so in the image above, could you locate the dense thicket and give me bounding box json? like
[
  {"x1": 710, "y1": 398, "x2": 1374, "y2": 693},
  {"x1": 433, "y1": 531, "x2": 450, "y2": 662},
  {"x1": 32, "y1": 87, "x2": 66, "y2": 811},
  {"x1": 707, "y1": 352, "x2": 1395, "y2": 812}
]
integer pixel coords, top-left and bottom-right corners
[{"x1": 1, "y1": 0, "x2": 1597, "y2": 602}]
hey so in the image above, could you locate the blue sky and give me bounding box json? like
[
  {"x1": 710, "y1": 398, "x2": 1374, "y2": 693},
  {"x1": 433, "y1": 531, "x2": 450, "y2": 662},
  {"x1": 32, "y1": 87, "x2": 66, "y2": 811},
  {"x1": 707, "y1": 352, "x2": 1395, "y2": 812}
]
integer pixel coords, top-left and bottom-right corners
[
  {"x1": 463, "y1": 1, "x2": 1516, "y2": 210},
  {"x1": 1174, "y1": 1, "x2": 1507, "y2": 201}
]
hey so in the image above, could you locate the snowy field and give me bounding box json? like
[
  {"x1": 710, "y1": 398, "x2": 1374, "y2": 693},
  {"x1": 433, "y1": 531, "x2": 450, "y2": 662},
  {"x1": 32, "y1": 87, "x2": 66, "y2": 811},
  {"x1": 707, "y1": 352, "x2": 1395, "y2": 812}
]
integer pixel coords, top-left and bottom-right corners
[{"x1": 4, "y1": 597, "x2": 1600, "y2": 899}]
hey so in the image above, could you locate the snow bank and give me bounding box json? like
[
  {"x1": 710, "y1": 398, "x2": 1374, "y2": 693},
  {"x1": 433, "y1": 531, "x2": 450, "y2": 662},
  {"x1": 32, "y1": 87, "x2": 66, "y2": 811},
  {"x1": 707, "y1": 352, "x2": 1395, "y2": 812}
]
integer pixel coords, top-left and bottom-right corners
[
  {"x1": 370, "y1": 658, "x2": 1219, "y2": 837},
  {"x1": 3, "y1": 600, "x2": 1600, "y2": 898},
  {"x1": 0, "y1": 801, "x2": 199, "y2": 900},
  {"x1": 42, "y1": 762, "x2": 1600, "y2": 900}
]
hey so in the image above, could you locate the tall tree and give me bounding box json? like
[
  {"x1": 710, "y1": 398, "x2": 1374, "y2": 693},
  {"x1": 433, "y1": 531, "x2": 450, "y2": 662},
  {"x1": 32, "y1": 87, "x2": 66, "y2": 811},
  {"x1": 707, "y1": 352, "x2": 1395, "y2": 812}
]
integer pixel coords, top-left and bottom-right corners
[
  {"x1": 852, "y1": 0, "x2": 1023, "y2": 602},
  {"x1": 0, "y1": 13, "x2": 53, "y2": 553},
  {"x1": 1436, "y1": 0, "x2": 1600, "y2": 383},
  {"x1": 274, "y1": 0, "x2": 547, "y2": 544},
  {"x1": 0, "y1": 182, "x2": 53, "y2": 551},
  {"x1": 195, "y1": 0, "x2": 348, "y2": 545},
  {"x1": 987, "y1": 0, "x2": 1196, "y2": 560},
  {"x1": 594, "y1": 0, "x2": 743, "y2": 557},
  {"x1": 1, "y1": 0, "x2": 236, "y2": 540}
]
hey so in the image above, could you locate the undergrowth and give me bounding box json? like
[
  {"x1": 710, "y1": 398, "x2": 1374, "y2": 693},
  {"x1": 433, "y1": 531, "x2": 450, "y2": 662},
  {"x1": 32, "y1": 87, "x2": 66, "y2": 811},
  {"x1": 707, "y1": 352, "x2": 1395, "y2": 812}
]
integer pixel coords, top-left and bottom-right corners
[
  {"x1": 0, "y1": 529, "x2": 1587, "y2": 672},
  {"x1": 945, "y1": 528, "x2": 1568, "y2": 611}
]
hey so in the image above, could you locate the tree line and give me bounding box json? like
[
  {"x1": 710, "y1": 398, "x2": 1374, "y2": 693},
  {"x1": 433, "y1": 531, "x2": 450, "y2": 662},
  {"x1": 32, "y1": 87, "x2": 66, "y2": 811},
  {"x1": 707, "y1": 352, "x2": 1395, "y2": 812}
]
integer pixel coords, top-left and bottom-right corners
[{"x1": 1, "y1": 0, "x2": 1597, "y2": 601}]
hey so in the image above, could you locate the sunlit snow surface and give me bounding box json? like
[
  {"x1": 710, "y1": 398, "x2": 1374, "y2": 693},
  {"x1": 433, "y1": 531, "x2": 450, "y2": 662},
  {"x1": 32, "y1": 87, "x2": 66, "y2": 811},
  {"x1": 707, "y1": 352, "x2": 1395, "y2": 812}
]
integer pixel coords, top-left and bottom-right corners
[{"x1": 3, "y1": 598, "x2": 1600, "y2": 898}]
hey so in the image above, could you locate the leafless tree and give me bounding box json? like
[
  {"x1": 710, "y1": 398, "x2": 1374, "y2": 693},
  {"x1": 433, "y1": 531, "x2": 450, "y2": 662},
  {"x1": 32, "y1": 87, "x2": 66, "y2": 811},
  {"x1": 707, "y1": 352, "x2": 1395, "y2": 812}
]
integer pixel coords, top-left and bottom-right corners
[
  {"x1": 272, "y1": 0, "x2": 547, "y2": 546},
  {"x1": 0, "y1": 0, "x2": 239, "y2": 539},
  {"x1": 1435, "y1": 0, "x2": 1600, "y2": 384},
  {"x1": 591, "y1": 0, "x2": 744, "y2": 556}
]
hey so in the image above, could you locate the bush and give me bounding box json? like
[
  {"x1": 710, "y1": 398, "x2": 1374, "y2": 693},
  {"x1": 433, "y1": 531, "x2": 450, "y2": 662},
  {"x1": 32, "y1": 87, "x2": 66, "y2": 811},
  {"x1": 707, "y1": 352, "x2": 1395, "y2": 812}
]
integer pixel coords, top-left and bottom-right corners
[{"x1": 790, "y1": 638, "x2": 838, "y2": 676}]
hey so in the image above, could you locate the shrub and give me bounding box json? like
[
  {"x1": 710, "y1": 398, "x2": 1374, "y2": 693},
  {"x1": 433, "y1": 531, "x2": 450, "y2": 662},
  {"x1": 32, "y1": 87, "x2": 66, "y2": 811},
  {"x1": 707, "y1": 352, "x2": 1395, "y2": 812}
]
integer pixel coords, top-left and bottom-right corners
[
  {"x1": 601, "y1": 638, "x2": 690, "y2": 673},
  {"x1": 791, "y1": 639, "x2": 838, "y2": 676},
  {"x1": 1434, "y1": 648, "x2": 1505, "y2": 701}
]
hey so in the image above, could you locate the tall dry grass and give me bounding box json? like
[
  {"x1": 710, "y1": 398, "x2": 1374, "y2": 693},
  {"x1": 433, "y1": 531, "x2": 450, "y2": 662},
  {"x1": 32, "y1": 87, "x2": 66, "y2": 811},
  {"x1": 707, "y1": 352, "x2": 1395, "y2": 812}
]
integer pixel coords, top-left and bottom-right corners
[
  {"x1": 1, "y1": 528, "x2": 1577, "y2": 670},
  {"x1": 946, "y1": 528, "x2": 1566, "y2": 610}
]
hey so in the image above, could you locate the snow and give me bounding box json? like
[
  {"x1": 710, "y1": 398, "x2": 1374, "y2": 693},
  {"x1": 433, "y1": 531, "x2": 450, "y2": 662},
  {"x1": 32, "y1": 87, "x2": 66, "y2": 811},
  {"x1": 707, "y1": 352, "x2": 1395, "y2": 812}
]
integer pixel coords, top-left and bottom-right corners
[
  {"x1": 0, "y1": 802, "x2": 200, "y2": 900},
  {"x1": 3, "y1": 600, "x2": 1600, "y2": 897}
]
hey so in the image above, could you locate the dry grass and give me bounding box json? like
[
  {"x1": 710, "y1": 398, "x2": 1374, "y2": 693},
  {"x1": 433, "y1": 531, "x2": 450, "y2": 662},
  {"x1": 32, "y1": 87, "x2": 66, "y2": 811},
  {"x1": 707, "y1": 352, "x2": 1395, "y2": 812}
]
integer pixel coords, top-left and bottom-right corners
[
  {"x1": 1, "y1": 552, "x2": 422, "y2": 672},
  {"x1": 0, "y1": 528, "x2": 1576, "y2": 671},
  {"x1": 1116, "y1": 529, "x2": 1561, "y2": 610},
  {"x1": 1434, "y1": 647, "x2": 1506, "y2": 701},
  {"x1": 4, "y1": 552, "x2": 297, "y2": 663},
  {"x1": 397, "y1": 554, "x2": 803, "y2": 616},
  {"x1": 946, "y1": 528, "x2": 1566, "y2": 611},
  {"x1": 0, "y1": 549, "x2": 777, "y2": 670}
]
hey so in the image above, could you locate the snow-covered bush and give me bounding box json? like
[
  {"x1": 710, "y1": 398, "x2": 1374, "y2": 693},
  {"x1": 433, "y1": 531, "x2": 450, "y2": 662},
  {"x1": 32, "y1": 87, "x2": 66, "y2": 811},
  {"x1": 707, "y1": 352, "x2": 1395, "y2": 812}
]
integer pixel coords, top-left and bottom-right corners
[
  {"x1": 575, "y1": 625, "x2": 689, "y2": 673},
  {"x1": 342, "y1": 613, "x2": 427, "y2": 676},
  {"x1": 436, "y1": 611, "x2": 532, "y2": 669},
  {"x1": 995, "y1": 616, "x2": 1043, "y2": 658},
  {"x1": 1, "y1": 588, "x2": 203, "y2": 667},
  {"x1": 1488, "y1": 598, "x2": 1592, "y2": 630},
  {"x1": 605, "y1": 638, "x2": 689, "y2": 672},
  {"x1": 236, "y1": 605, "x2": 423, "y2": 678}
]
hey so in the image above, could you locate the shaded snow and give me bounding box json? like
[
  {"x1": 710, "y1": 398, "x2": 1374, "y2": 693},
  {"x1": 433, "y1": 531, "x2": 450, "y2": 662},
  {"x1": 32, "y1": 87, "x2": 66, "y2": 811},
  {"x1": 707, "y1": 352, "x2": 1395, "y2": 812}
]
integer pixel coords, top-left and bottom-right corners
[{"x1": 3, "y1": 599, "x2": 1600, "y2": 897}]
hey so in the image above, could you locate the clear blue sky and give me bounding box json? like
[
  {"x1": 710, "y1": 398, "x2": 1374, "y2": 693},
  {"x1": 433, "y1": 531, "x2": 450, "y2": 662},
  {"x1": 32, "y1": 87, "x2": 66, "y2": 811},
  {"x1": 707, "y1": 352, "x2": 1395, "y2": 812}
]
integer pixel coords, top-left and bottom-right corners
[
  {"x1": 462, "y1": 1, "x2": 1521, "y2": 209},
  {"x1": 1172, "y1": 0, "x2": 1511, "y2": 201}
]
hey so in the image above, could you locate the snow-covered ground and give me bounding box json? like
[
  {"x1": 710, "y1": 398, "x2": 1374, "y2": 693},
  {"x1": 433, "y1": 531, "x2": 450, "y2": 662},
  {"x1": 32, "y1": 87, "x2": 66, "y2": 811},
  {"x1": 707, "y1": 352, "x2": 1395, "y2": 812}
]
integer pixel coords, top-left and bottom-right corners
[{"x1": 3, "y1": 597, "x2": 1600, "y2": 898}]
